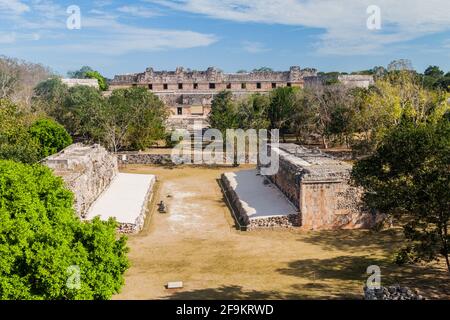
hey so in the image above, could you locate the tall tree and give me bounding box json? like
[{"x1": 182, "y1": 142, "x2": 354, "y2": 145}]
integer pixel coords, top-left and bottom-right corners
[
  {"x1": 102, "y1": 87, "x2": 168, "y2": 152},
  {"x1": 0, "y1": 99, "x2": 40, "y2": 163},
  {"x1": 208, "y1": 90, "x2": 239, "y2": 136},
  {"x1": 268, "y1": 87, "x2": 298, "y2": 141},
  {"x1": 352, "y1": 117, "x2": 450, "y2": 272}
]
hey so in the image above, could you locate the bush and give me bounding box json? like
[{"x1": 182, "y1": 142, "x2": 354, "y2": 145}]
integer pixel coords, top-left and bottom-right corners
[
  {"x1": 29, "y1": 119, "x2": 73, "y2": 158},
  {"x1": 0, "y1": 160, "x2": 129, "y2": 299},
  {"x1": 0, "y1": 99, "x2": 40, "y2": 163}
]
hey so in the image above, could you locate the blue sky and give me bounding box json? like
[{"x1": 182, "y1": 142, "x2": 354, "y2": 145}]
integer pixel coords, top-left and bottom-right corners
[{"x1": 1, "y1": 0, "x2": 449, "y2": 78}]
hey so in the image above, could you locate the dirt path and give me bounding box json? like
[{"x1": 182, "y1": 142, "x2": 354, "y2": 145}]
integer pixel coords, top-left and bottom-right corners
[{"x1": 114, "y1": 165, "x2": 450, "y2": 300}]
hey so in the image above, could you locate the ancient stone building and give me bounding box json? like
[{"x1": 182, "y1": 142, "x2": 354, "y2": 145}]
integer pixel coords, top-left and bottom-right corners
[
  {"x1": 109, "y1": 66, "x2": 317, "y2": 130},
  {"x1": 266, "y1": 144, "x2": 374, "y2": 230},
  {"x1": 221, "y1": 143, "x2": 375, "y2": 230},
  {"x1": 62, "y1": 78, "x2": 99, "y2": 89},
  {"x1": 43, "y1": 143, "x2": 156, "y2": 234}
]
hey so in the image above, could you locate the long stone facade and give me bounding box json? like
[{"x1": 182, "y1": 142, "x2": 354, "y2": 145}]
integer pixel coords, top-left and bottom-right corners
[
  {"x1": 264, "y1": 144, "x2": 375, "y2": 230},
  {"x1": 109, "y1": 66, "x2": 317, "y2": 130},
  {"x1": 43, "y1": 143, "x2": 118, "y2": 218}
]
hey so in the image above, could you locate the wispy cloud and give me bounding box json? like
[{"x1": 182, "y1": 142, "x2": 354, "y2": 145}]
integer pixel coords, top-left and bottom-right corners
[
  {"x1": 0, "y1": 0, "x2": 29, "y2": 14},
  {"x1": 151, "y1": 0, "x2": 450, "y2": 55},
  {"x1": 0, "y1": 0, "x2": 217, "y2": 55},
  {"x1": 117, "y1": 5, "x2": 162, "y2": 18},
  {"x1": 241, "y1": 41, "x2": 269, "y2": 54}
]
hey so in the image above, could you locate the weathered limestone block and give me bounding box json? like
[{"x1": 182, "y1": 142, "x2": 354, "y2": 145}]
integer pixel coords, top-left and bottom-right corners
[{"x1": 43, "y1": 143, "x2": 118, "y2": 218}]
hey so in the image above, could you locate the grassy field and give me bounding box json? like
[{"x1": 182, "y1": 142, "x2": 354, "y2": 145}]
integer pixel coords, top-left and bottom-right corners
[{"x1": 114, "y1": 165, "x2": 449, "y2": 300}]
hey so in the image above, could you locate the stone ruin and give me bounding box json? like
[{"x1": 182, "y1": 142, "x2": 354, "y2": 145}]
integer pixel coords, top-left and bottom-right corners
[
  {"x1": 266, "y1": 144, "x2": 375, "y2": 230},
  {"x1": 364, "y1": 285, "x2": 425, "y2": 300},
  {"x1": 221, "y1": 143, "x2": 376, "y2": 230},
  {"x1": 109, "y1": 66, "x2": 318, "y2": 130},
  {"x1": 61, "y1": 78, "x2": 100, "y2": 89},
  {"x1": 337, "y1": 75, "x2": 375, "y2": 88},
  {"x1": 43, "y1": 143, "x2": 118, "y2": 218}
]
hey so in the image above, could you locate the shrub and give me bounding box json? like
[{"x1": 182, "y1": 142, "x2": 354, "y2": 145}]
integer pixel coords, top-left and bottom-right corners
[
  {"x1": 0, "y1": 160, "x2": 129, "y2": 299},
  {"x1": 29, "y1": 118, "x2": 73, "y2": 158}
]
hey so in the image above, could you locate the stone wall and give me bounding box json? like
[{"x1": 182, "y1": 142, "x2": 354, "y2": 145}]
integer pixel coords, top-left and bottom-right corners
[
  {"x1": 338, "y1": 75, "x2": 374, "y2": 88},
  {"x1": 61, "y1": 78, "x2": 99, "y2": 89},
  {"x1": 43, "y1": 144, "x2": 118, "y2": 218},
  {"x1": 117, "y1": 152, "x2": 174, "y2": 166},
  {"x1": 110, "y1": 66, "x2": 317, "y2": 89},
  {"x1": 266, "y1": 144, "x2": 375, "y2": 230},
  {"x1": 109, "y1": 66, "x2": 317, "y2": 126},
  {"x1": 220, "y1": 172, "x2": 299, "y2": 230}
]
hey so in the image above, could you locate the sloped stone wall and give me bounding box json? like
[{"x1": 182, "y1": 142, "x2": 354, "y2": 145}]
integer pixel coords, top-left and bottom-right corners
[{"x1": 44, "y1": 144, "x2": 118, "y2": 218}]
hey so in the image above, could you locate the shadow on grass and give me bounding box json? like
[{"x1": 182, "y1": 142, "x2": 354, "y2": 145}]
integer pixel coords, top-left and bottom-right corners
[
  {"x1": 298, "y1": 229, "x2": 403, "y2": 252},
  {"x1": 277, "y1": 255, "x2": 450, "y2": 299},
  {"x1": 278, "y1": 256, "x2": 385, "y2": 282},
  {"x1": 163, "y1": 285, "x2": 302, "y2": 300}
]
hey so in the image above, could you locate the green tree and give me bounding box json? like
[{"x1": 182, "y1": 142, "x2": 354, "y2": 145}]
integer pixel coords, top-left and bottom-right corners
[
  {"x1": 352, "y1": 117, "x2": 450, "y2": 272},
  {"x1": 236, "y1": 94, "x2": 270, "y2": 130},
  {"x1": 67, "y1": 67, "x2": 108, "y2": 91},
  {"x1": 32, "y1": 78, "x2": 69, "y2": 116},
  {"x1": 268, "y1": 87, "x2": 298, "y2": 140},
  {"x1": 102, "y1": 87, "x2": 168, "y2": 151},
  {"x1": 29, "y1": 119, "x2": 73, "y2": 158},
  {"x1": 0, "y1": 160, "x2": 129, "y2": 299},
  {"x1": 85, "y1": 70, "x2": 108, "y2": 91},
  {"x1": 424, "y1": 66, "x2": 444, "y2": 78},
  {"x1": 62, "y1": 85, "x2": 105, "y2": 138},
  {"x1": 0, "y1": 99, "x2": 40, "y2": 163},
  {"x1": 67, "y1": 66, "x2": 94, "y2": 79},
  {"x1": 208, "y1": 90, "x2": 239, "y2": 136},
  {"x1": 253, "y1": 67, "x2": 273, "y2": 72}
]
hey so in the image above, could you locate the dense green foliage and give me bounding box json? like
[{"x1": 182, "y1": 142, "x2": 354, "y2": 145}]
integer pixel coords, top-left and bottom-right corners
[
  {"x1": 0, "y1": 160, "x2": 129, "y2": 299},
  {"x1": 85, "y1": 70, "x2": 108, "y2": 91},
  {"x1": 33, "y1": 80, "x2": 168, "y2": 152},
  {"x1": 105, "y1": 87, "x2": 167, "y2": 151},
  {"x1": 0, "y1": 99, "x2": 40, "y2": 163},
  {"x1": 208, "y1": 91, "x2": 239, "y2": 135},
  {"x1": 352, "y1": 117, "x2": 450, "y2": 272},
  {"x1": 28, "y1": 119, "x2": 73, "y2": 158}
]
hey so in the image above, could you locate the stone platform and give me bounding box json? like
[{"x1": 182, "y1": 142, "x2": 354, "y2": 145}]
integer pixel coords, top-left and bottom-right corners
[
  {"x1": 221, "y1": 169, "x2": 298, "y2": 229},
  {"x1": 85, "y1": 173, "x2": 156, "y2": 233}
]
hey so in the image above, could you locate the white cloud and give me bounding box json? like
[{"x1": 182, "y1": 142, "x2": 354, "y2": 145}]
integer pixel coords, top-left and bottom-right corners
[
  {"x1": 117, "y1": 5, "x2": 162, "y2": 18},
  {"x1": 0, "y1": 0, "x2": 29, "y2": 14},
  {"x1": 0, "y1": 32, "x2": 16, "y2": 44},
  {"x1": 152, "y1": 0, "x2": 450, "y2": 54},
  {"x1": 0, "y1": 0, "x2": 217, "y2": 53},
  {"x1": 241, "y1": 41, "x2": 269, "y2": 53}
]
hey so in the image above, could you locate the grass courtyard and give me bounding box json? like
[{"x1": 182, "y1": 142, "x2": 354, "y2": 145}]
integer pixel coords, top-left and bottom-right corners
[{"x1": 114, "y1": 165, "x2": 450, "y2": 300}]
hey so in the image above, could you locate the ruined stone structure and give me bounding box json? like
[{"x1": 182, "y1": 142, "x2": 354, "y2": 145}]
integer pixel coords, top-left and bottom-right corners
[
  {"x1": 266, "y1": 144, "x2": 374, "y2": 230},
  {"x1": 109, "y1": 66, "x2": 317, "y2": 130},
  {"x1": 43, "y1": 143, "x2": 118, "y2": 218},
  {"x1": 337, "y1": 75, "x2": 374, "y2": 88},
  {"x1": 43, "y1": 144, "x2": 155, "y2": 234},
  {"x1": 62, "y1": 78, "x2": 99, "y2": 89}
]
